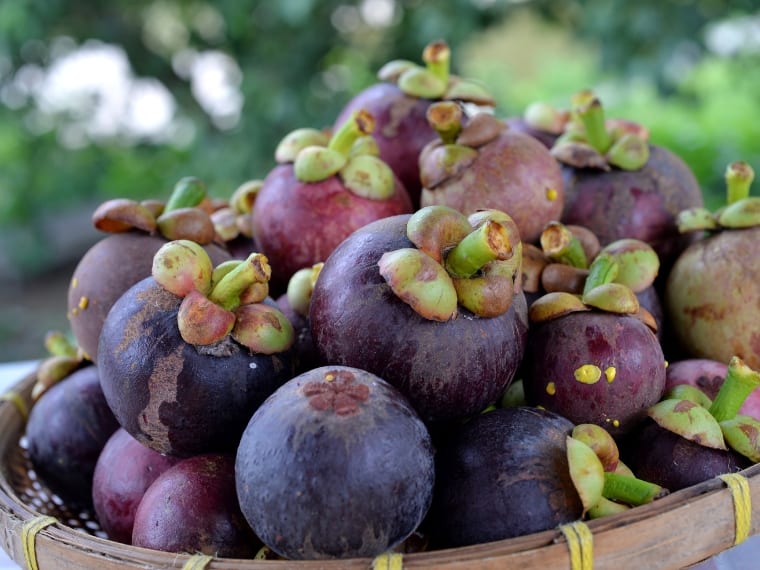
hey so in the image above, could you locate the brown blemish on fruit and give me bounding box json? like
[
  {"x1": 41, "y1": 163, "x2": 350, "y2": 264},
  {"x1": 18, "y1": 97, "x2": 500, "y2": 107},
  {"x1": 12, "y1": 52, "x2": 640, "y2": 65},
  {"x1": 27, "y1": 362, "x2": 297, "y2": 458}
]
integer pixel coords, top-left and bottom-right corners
[
  {"x1": 383, "y1": 96, "x2": 419, "y2": 138},
  {"x1": 139, "y1": 344, "x2": 184, "y2": 454},
  {"x1": 302, "y1": 369, "x2": 370, "y2": 416},
  {"x1": 673, "y1": 399, "x2": 698, "y2": 413}
]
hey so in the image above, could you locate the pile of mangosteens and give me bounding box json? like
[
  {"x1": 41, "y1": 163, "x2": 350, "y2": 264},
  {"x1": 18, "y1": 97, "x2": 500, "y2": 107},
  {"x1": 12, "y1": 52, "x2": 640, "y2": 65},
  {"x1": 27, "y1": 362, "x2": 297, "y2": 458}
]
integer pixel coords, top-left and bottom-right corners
[{"x1": 17, "y1": 38, "x2": 760, "y2": 565}]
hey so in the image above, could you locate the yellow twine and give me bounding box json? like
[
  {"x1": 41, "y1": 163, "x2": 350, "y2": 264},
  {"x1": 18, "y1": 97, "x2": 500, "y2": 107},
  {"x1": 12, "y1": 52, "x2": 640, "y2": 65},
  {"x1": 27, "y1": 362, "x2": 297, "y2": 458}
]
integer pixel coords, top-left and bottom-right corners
[
  {"x1": 181, "y1": 553, "x2": 215, "y2": 570},
  {"x1": 0, "y1": 391, "x2": 28, "y2": 422},
  {"x1": 21, "y1": 515, "x2": 57, "y2": 570},
  {"x1": 559, "y1": 520, "x2": 594, "y2": 570},
  {"x1": 372, "y1": 551, "x2": 403, "y2": 570},
  {"x1": 719, "y1": 473, "x2": 752, "y2": 545}
]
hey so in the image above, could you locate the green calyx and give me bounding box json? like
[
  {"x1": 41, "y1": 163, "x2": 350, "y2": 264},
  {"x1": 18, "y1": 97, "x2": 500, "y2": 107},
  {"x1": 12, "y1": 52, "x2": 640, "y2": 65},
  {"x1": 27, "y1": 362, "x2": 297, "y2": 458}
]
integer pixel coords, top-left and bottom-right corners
[
  {"x1": 91, "y1": 177, "x2": 216, "y2": 244},
  {"x1": 551, "y1": 90, "x2": 649, "y2": 171},
  {"x1": 677, "y1": 162, "x2": 759, "y2": 232},
  {"x1": 377, "y1": 40, "x2": 495, "y2": 106},
  {"x1": 378, "y1": 206, "x2": 521, "y2": 321},
  {"x1": 211, "y1": 179, "x2": 263, "y2": 241},
  {"x1": 420, "y1": 102, "x2": 505, "y2": 189},
  {"x1": 646, "y1": 356, "x2": 760, "y2": 463},
  {"x1": 33, "y1": 330, "x2": 85, "y2": 401},
  {"x1": 530, "y1": 227, "x2": 657, "y2": 323},
  {"x1": 286, "y1": 262, "x2": 323, "y2": 317},
  {"x1": 287, "y1": 110, "x2": 396, "y2": 200},
  {"x1": 151, "y1": 241, "x2": 293, "y2": 352},
  {"x1": 567, "y1": 426, "x2": 668, "y2": 519}
]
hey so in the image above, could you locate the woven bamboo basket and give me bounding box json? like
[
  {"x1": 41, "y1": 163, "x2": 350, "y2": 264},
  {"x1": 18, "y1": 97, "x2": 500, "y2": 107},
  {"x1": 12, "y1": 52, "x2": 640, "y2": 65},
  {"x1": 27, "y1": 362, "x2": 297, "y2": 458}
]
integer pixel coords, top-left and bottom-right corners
[{"x1": 1, "y1": 371, "x2": 759, "y2": 570}]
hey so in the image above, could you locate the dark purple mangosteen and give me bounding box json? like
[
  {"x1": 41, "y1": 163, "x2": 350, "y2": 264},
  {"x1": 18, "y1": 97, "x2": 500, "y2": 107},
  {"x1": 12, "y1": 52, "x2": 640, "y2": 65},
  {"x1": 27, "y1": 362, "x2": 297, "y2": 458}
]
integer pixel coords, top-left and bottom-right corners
[
  {"x1": 309, "y1": 205, "x2": 528, "y2": 424},
  {"x1": 97, "y1": 240, "x2": 296, "y2": 457},
  {"x1": 235, "y1": 365, "x2": 435, "y2": 560}
]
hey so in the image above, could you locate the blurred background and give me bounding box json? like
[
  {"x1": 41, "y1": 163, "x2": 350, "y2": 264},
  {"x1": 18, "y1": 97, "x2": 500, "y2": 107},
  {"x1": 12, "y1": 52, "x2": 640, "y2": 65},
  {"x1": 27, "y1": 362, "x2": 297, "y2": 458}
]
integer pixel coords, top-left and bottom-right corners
[{"x1": 1, "y1": 0, "x2": 759, "y2": 362}]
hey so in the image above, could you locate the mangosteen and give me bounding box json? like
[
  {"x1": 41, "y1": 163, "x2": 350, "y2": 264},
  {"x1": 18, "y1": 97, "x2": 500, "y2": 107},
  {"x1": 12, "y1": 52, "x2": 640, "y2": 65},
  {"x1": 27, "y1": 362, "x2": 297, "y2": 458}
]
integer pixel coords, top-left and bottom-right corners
[
  {"x1": 418, "y1": 101, "x2": 565, "y2": 245},
  {"x1": 521, "y1": 247, "x2": 666, "y2": 436},
  {"x1": 25, "y1": 364, "x2": 120, "y2": 507},
  {"x1": 334, "y1": 40, "x2": 495, "y2": 207},
  {"x1": 97, "y1": 240, "x2": 296, "y2": 457},
  {"x1": 309, "y1": 205, "x2": 528, "y2": 424},
  {"x1": 426, "y1": 406, "x2": 582, "y2": 548},
  {"x1": 92, "y1": 428, "x2": 180, "y2": 544},
  {"x1": 235, "y1": 365, "x2": 435, "y2": 560},
  {"x1": 132, "y1": 453, "x2": 259, "y2": 557},
  {"x1": 251, "y1": 110, "x2": 413, "y2": 294},
  {"x1": 624, "y1": 356, "x2": 760, "y2": 491},
  {"x1": 666, "y1": 161, "x2": 760, "y2": 368},
  {"x1": 67, "y1": 177, "x2": 230, "y2": 361},
  {"x1": 552, "y1": 90, "x2": 703, "y2": 272}
]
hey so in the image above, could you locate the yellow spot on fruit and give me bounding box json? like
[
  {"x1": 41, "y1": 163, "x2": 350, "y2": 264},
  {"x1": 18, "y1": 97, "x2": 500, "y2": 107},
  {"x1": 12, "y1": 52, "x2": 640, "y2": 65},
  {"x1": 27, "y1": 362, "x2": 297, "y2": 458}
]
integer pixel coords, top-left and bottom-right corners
[
  {"x1": 546, "y1": 382, "x2": 556, "y2": 396},
  {"x1": 78, "y1": 296, "x2": 89, "y2": 310},
  {"x1": 70, "y1": 308, "x2": 79, "y2": 317},
  {"x1": 604, "y1": 366, "x2": 616, "y2": 383},
  {"x1": 546, "y1": 187, "x2": 558, "y2": 201},
  {"x1": 664, "y1": 360, "x2": 669, "y2": 368},
  {"x1": 612, "y1": 419, "x2": 620, "y2": 428},
  {"x1": 71, "y1": 277, "x2": 78, "y2": 288},
  {"x1": 324, "y1": 373, "x2": 335, "y2": 382},
  {"x1": 574, "y1": 364, "x2": 602, "y2": 384}
]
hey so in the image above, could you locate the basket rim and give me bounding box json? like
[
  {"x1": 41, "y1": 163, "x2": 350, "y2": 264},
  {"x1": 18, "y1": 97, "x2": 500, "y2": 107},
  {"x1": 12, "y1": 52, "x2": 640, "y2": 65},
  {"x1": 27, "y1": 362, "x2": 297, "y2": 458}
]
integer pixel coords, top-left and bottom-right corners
[{"x1": 2, "y1": 370, "x2": 760, "y2": 569}]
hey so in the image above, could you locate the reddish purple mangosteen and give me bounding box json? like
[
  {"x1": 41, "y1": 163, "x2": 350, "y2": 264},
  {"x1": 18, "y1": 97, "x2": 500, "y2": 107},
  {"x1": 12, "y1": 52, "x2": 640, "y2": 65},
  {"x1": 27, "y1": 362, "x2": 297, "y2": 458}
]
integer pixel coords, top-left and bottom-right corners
[
  {"x1": 418, "y1": 101, "x2": 565, "y2": 245},
  {"x1": 521, "y1": 244, "x2": 666, "y2": 437},
  {"x1": 251, "y1": 110, "x2": 413, "y2": 295},
  {"x1": 552, "y1": 90, "x2": 703, "y2": 272},
  {"x1": 334, "y1": 40, "x2": 495, "y2": 207}
]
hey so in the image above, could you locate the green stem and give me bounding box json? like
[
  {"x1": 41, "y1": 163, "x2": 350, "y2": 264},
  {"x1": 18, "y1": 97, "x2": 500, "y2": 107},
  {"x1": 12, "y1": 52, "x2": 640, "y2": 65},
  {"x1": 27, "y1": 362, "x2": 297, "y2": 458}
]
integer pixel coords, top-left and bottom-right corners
[
  {"x1": 423, "y1": 40, "x2": 451, "y2": 84},
  {"x1": 208, "y1": 253, "x2": 269, "y2": 311},
  {"x1": 603, "y1": 471, "x2": 666, "y2": 506},
  {"x1": 427, "y1": 101, "x2": 463, "y2": 145},
  {"x1": 540, "y1": 223, "x2": 588, "y2": 268},
  {"x1": 726, "y1": 161, "x2": 755, "y2": 205},
  {"x1": 575, "y1": 97, "x2": 611, "y2": 154},
  {"x1": 328, "y1": 110, "x2": 374, "y2": 156},
  {"x1": 444, "y1": 220, "x2": 512, "y2": 278},
  {"x1": 164, "y1": 177, "x2": 207, "y2": 212},
  {"x1": 709, "y1": 356, "x2": 760, "y2": 422},
  {"x1": 582, "y1": 253, "x2": 619, "y2": 296},
  {"x1": 44, "y1": 331, "x2": 78, "y2": 358}
]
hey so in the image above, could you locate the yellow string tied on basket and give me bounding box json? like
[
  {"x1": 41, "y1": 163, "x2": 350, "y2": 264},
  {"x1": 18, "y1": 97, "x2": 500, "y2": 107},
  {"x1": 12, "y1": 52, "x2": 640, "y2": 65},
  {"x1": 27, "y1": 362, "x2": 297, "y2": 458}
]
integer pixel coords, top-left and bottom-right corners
[
  {"x1": 719, "y1": 472, "x2": 752, "y2": 546},
  {"x1": 372, "y1": 551, "x2": 403, "y2": 570},
  {"x1": 182, "y1": 554, "x2": 215, "y2": 570},
  {"x1": 559, "y1": 520, "x2": 594, "y2": 570},
  {"x1": 21, "y1": 515, "x2": 57, "y2": 570},
  {"x1": 0, "y1": 391, "x2": 29, "y2": 422}
]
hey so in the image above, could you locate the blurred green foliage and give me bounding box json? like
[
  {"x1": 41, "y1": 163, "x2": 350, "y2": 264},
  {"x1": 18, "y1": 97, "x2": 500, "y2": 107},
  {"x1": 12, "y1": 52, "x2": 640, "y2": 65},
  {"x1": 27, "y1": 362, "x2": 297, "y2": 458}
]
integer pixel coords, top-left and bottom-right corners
[{"x1": 0, "y1": 0, "x2": 758, "y2": 280}]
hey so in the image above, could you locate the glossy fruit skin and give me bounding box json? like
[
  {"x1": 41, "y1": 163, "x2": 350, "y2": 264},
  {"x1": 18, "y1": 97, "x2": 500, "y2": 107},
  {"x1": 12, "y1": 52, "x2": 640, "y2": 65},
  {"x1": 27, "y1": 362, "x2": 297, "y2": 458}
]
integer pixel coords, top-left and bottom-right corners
[
  {"x1": 420, "y1": 129, "x2": 564, "y2": 245},
  {"x1": 26, "y1": 365, "x2": 120, "y2": 507},
  {"x1": 561, "y1": 145, "x2": 703, "y2": 270},
  {"x1": 97, "y1": 276, "x2": 296, "y2": 457},
  {"x1": 522, "y1": 311, "x2": 666, "y2": 436},
  {"x1": 333, "y1": 82, "x2": 436, "y2": 207},
  {"x1": 665, "y1": 227, "x2": 760, "y2": 369},
  {"x1": 91, "y1": 428, "x2": 180, "y2": 543},
  {"x1": 426, "y1": 406, "x2": 582, "y2": 548},
  {"x1": 68, "y1": 232, "x2": 230, "y2": 362},
  {"x1": 623, "y1": 420, "x2": 750, "y2": 492},
  {"x1": 309, "y1": 214, "x2": 529, "y2": 425},
  {"x1": 132, "y1": 453, "x2": 259, "y2": 557},
  {"x1": 235, "y1": 365, "x2": 435, "y2": 560},
  {"x1": 252, "y1": 164, "x2": 413, "y2": 295}
]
